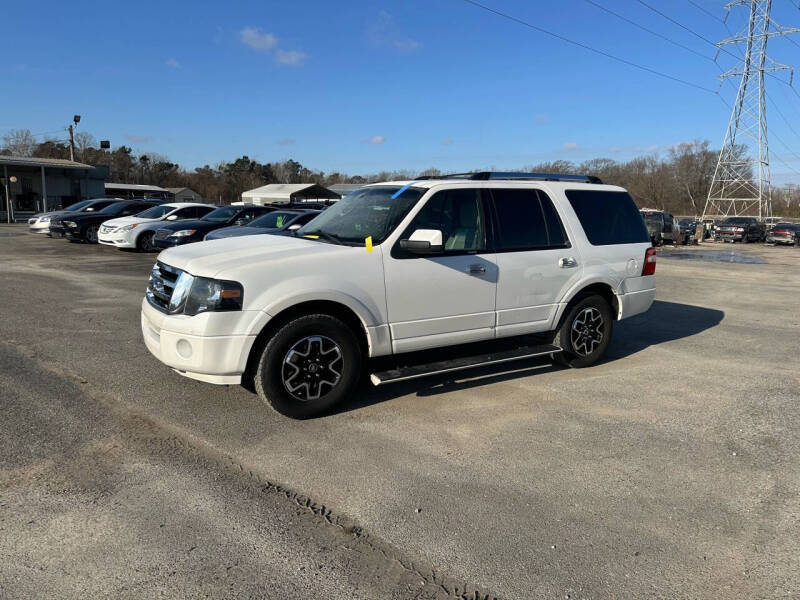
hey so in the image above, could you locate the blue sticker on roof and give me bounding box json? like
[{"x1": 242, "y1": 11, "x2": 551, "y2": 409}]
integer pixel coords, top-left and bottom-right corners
[{"x1": 391, "y1": 181, "x2": 420, "y2": 199}]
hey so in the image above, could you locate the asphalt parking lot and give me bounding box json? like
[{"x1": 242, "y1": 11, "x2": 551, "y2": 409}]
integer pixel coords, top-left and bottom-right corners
[{"x1": 2, "y1": 224, "x2": 799, "y2": 599}]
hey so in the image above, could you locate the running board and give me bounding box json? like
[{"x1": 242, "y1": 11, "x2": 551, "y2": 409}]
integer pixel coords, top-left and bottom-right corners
[{"x1": 370, "y1": 343, "x2": 562, "y2": 386}]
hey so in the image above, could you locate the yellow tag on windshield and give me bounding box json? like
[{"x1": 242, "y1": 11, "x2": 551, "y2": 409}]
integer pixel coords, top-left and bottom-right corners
[
  {"x1": 304, "y1": 235, "x2": 319, "y2": 239},
  {"x1": 365, "y1": 236, "x2": 373, "y2": 252}
]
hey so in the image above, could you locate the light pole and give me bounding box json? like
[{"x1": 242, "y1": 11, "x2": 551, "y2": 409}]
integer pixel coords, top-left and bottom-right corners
[
  {"x1": 68, "y1": 114, "x2": 81, "y2": 162},
  {"x1": 2, "y1": 174, "x2": 18, "y2": 223}
]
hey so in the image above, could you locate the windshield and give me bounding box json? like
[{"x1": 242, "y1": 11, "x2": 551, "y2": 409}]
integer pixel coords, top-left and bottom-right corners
[
  {"x1": 297, "y1": 186, "x2": 425, "y2": 245},
  {"x1": 643, "y1": 213, "x2": 661, "y2": 225},
  {"x1": 98, "y1": 202, "x2": 132, "y2": 215},
  {"x1": 136, "y1": 205, "x2": 176, "y2": 219},
  {"x1": 723, "y1": 217, "x2": 751, "y2": 224},
  {"x1": 248, "y1": 211, "x2": 299, "y2": 229},
  {"x1": 64, "y1": 199, "x2": 93, "y2": 212},
  {"x1": 202, "y1": 206, "x2": 240, "y2": 222}
]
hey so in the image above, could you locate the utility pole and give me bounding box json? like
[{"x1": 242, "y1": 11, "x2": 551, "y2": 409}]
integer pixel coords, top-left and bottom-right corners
[
  {"x1": 702, "y1": 0, "x2": 799, "y2": 220},
  {"x1": 68, "y1": 114, "x2": 81, "y2": 162}
]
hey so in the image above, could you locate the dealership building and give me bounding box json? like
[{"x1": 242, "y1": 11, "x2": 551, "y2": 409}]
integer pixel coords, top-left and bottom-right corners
[{"x1": 0, "y1": 155, "x2": 109, "y2": 219}]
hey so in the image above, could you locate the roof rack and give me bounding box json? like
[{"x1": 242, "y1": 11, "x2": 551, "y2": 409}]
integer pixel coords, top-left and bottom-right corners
[{"x1": 415, "y1": 171, "x2": 603, "y2": 184}]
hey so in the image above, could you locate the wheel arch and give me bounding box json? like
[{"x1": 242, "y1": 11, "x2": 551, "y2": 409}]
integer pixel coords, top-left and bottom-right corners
[
  {"x1": 242, "y1": 299, "x2": 371, "y2": 392},
  {"x1": 555, "y1": 280, "x2": 620, "y2": 330}
]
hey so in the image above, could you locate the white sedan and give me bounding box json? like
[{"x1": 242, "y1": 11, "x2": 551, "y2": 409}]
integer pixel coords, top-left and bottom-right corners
[{"x1": 98, "y1": 202, "x2": 214, "y2": 252}]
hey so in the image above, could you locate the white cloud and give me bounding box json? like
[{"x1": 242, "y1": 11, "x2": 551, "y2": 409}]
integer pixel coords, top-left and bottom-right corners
[
  {"x1": 125, "y1": 134, "x2": 152, "y2": 144},
  {"x1": 240, "y1": 27, "x2": 277, "y2": 51},
  {"x1": 239, "y1": 27, "x2": 306, "y2": 67},
  {"x1": 165, "y1": 58, "x2": 181, "y2": 69},
  {"x1": 367, "y1": 11, "x2": 422, "y2": 53},
  {"x1": 366, "y1": 135, "x2": 386, "y2": 145},
  {"x1": 562, "y1": 142, "x2": 579, "y2": 151},
  {"x1": 274, "y1": 49, "x2": 307, "y2": 66}
]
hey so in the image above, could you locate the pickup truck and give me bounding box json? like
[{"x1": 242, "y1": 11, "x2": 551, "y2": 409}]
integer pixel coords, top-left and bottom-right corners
[{"x1": 142, "y1": 172, "x2": 656, "y2": 418}]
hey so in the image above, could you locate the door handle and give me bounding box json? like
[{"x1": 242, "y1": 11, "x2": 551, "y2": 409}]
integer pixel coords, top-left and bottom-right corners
[
  {"x1": 559, "y1": 257, "x2": 578, "y2": 268},
  {"x1": 467, "y1": 264, "x2": 486, "y2": 275}
]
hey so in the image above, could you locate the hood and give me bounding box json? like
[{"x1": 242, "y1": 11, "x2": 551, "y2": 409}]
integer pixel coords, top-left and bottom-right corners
[
  {"x1": 102, "y1": 215, "x2": 160, "y2": 228},
  {"x1": 156, "y1": 219, "x2": 217, "y2": 232},
  {"x1": 206, "y1": 226, "x2": 273, "y2": 240},
  {"x1": 157, "y1": 233, "x2": 346, "y2": 278},
  {"x1": 32, "y1": 209, "x2": 69, "y2": 219}
]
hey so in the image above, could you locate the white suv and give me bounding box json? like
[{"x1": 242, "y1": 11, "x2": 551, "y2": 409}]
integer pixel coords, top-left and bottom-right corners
[{"x1": 142, "y1": 173, "x2": 656, "y2": 418}]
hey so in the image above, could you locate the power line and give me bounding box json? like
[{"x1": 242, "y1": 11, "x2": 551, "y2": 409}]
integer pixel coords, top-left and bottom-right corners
[
  {"x1": 584, "y1": 0, "x2": 716, "y2": 60},
  {"x1": 459, "y1": 0, "x2": 719, "y2": 94},
  {"x1": 636, "y1": 0, "x2": 743, "y2": 61},
  {"x1": 686, "y1": 0, "x2": 725, "y2": 24},
  {"x1": 767, "y1": 92, "x2": 800, "y2": 142}
]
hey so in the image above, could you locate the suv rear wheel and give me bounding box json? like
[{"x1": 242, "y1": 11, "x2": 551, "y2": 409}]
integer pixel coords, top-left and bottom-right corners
[
  {"x1": 254, "y1": 314, "x2": 363, "y2": 419},
  {"x1": 553, "y1": 294, "x2": 613, "y2": 368}
]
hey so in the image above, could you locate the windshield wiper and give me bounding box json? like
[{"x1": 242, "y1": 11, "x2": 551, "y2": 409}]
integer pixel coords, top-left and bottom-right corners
[{"x1": 300, "y1": 230, "x2": 344, "y2": 245}]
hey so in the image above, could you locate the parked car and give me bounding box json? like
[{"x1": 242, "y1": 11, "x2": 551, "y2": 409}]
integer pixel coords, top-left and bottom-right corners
[
  {"x1": 50, "y1": 200, "x2": 158, "y2": 243},
  {"x1": 765, "y1": 222, "x2": 800, "y2": 246},
  {"x1": 142, "y1": 172, "x2": 656, "y2": 419},
  {"x1": 715, "y1": 216, "x2": 764, "y2": 243},
  {"x1": 204, "y1": 209, "x2": 321, "y2": 241},
  {"x1": 28, "y1": 198, "x2": 123, "y2": 235},
  {"x1": 152, "y1": 205, "x2": 276, "y2": 249},
  {"x1": 98, "y1": 203, "x2": 215, "y2": 252},
  {"x1": 678, "y1": 219, "x2": 701, "y2": 244},
  {"x1": 640, "y1": 209, "x2": 683, "y2": 246}
]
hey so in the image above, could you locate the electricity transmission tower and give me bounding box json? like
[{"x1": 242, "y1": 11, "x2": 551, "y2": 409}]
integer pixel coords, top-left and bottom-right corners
[{"x1": 703, "y1": 0, "x2": 799, "y2": 219}]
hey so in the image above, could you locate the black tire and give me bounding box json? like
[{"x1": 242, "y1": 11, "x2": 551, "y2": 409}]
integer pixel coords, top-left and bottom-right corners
[
  {"x1": 552, "y1": 294, "x2": 613, "y2": 368},
  {"x1": 741, "y1": 234, "x2": 748, "y2": 244},
  {"x1": 254, "y1": 314, "x2": 363, "y2": 419},
  {"x1": 84, "y1": 225, "x2": 99, "y2": 244},
  {"x1": 137, "y1": 231, "x2": 156, "y2": 252}
]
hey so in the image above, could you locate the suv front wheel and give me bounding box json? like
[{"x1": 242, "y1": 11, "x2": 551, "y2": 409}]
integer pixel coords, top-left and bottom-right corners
[
  {"x1": 254, "y1": 314, "x2": 363, "y2": 419},
  {"x1": 553, "y1": 295, "x2": 613, "y2": 368}
]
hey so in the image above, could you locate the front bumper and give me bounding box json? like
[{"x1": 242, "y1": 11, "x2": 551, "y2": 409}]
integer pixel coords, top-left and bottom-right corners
[
  {"x1": 153, "y1": 236, "x2": 196, "y2": 249},
  {"x1": 140, "y1": 298, "x2": 262, "y2": 385},
  {"x1": 98, "y1": 229, "x2": 136, "y2": 248},
  {"x1": 28, "y1": 221, "x2": 51, "y2": 234},
  {"x1": 766, "y1": 235, "x2": 795, "y2": 245}
]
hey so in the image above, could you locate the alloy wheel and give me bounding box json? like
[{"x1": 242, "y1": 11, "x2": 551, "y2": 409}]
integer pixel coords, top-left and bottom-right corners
[
  {"x1": 281, "y1": 335, "x2": 343, "y2": 401},
  {"x1": 570, "y1": 307, "x2": 604, "y2": 357}
]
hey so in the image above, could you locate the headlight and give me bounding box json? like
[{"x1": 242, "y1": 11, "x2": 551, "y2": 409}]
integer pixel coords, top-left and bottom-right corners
[
  {"x1": 64, "y1": 221, "x2": 77, "y2": 228},
  {"x1": 40, "y1": 216, "x2": 51, "y2": 223},
  {"x1": 171, "y1": 229, "x2": 196, "y2": 238},
  {"x1": 119, "y1": 223, "x2": 138, "y2": 231},
  {"x1": 167, "y1": 275, "x2": 244, "y2": 316}
]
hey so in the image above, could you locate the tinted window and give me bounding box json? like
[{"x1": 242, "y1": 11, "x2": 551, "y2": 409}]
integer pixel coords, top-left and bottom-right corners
[
  {"x1": 64, "y1": 199, "x2": 93, "y2": 211},
  {"x1": 202, "y1": 206, "x2": 239, "y2": 222},
  {"x1": 567, "y1": 190, "x2": 649, "y2": 245},
  {"x1": 137, "y1": 205, "x2": 175, "y2": 219},
  {"x1": 400, "y1": 188, "x2": 484, "y2": 252},
  {"x1": 249, "y1": 211, "x2": 298, "y2": 229},
  {"x1": 491, "y1": 189, "x2": 548, "y2": 249},
  {"x1": 540, "y1": 193, "x2": 568, "y2": 247}
]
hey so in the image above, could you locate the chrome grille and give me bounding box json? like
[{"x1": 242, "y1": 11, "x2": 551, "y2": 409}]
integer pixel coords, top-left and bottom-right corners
[
  {"x1": 155, "y1": 229, "x2": 172, "y2": 240},
  {"x1": 146, "y1": 262, "x2": 181, "y2": 312}
]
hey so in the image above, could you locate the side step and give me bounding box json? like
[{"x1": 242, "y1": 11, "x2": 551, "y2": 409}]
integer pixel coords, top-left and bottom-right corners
[{"x1": 370, "y1": 343, "x2": 562, "y2": 386}]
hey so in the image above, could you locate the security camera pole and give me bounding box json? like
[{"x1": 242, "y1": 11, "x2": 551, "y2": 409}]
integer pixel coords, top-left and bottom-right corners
[{"x1": 68, "y1": 114, "x2": 81, "y2": 162}]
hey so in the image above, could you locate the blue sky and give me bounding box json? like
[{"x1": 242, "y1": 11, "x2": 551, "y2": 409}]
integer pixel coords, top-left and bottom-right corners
[{"x1": 3, "y1": 0, "x2": 800, "y2": 182}]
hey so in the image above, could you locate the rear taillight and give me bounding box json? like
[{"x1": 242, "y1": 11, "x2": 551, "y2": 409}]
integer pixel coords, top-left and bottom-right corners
[{"x1": 642, "y1": 247, "x2": 657, "y2": 276}]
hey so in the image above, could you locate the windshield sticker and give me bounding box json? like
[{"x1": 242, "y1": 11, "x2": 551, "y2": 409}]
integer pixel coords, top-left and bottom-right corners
[
  {"x1": 391, "y1": 181, "x2": 420, "y2": 199},
  {"x1": 276, "y1": 216, "x2": 284, "y2": 227},
  {"x1": 365, "y1": 236, "x2": 373, "y2": 252}
]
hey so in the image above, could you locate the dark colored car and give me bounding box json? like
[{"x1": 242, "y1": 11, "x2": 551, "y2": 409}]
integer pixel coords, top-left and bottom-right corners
[
  {"x1": 50, "y1": 200, "x2": 159, "y2": 243},
  {"x1": 640, "y1": 210, "x2": 683, "y2": 246},
  {"x1": 204, "y1": 209, "x2": 321, "y2": 241},
  {"x1": 678, "y1": 219, "x2": 701, "y2": 243},
  {"x1": 715, "y1": 217, "x2": 764, "y2": 243},
  {"x1": 44, "y1": 198, "x2": 125, "y2": 237},
  {"x1": 765, "y1": 222, "x2": 800, "y2": 245},
  {"x1": 152, "y1": 205, "x2": 276, "y2": 248}
]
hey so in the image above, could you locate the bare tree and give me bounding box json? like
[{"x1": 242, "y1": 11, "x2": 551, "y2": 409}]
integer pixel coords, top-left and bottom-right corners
[{"x1": 2, "y1": 129, "x2": 37, "y2": 156}]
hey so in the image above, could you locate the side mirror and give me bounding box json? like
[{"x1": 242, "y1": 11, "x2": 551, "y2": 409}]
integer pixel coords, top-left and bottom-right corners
[
  {"x1": 288, "y1": 224, "x2": 302, "y2": 231},
  {"x1": 166, "y1": 214, "x2": 178, "y2": 221},
  {"x1": 399, "y1": 229, "x2": 444, "y2": 255},
  {"x1": 86, "y1": 208, "x2": 95, "y2": 212}
]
